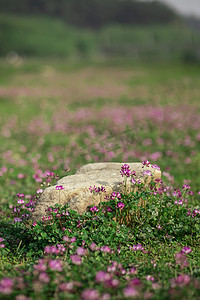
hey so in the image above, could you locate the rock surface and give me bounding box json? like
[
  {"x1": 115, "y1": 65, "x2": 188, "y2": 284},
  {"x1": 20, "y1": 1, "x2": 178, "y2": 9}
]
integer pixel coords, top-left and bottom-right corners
[{"x1": 31, "y1": 162, "x2": 161, "y2": 221}]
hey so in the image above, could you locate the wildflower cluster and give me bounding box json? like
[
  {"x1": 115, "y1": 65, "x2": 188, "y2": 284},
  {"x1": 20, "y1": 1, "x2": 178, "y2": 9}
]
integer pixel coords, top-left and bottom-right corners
[{"x1": 0, "y1": 162, "x2": 200, "y2": 299}]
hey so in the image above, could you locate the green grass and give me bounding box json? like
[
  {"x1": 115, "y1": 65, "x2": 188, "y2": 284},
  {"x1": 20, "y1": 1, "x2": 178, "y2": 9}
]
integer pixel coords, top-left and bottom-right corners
[
  {"x1": 1, "y1": 13, "x2": 200, "y2": 62},
  {"x1": 0, "y1": 59, "x2": 200, "y2": 299}
]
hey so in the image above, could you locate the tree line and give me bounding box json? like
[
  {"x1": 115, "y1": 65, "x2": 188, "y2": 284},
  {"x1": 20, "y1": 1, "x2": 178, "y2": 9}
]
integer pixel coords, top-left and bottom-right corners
[{"x1": 0, "y1": 0, "x2": 178, "y2": 29}]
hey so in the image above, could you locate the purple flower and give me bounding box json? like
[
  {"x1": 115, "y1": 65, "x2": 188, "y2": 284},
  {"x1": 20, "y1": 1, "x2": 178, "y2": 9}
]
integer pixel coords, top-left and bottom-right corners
[
  {"x1": 117, "y1": 202, "x2": 125, "y2": 209},
  {"x1": 182, "y1": 184, "x2": 191, "y2": 190},
  {"x1": 123, "y1": 286, "x2": 138, "y2": 298},
  {"x1": 56, "y1": 185, "x2": 64, "y2": 190},
  {"x1": 105, "y1": 278, "x2": 119, "y2": 288},
  {"x1": 102, "y1": 293, "x2": 110, "y2": 300},
  {"x1": 127, "y1": 267, "x2": 137, "y2": 275},
  {"x1": 17, "y1": 193, "x2": 25, "y2": 198},
  {"x1": 151, "y1": 164, "x2": 160, "y2": 170},
  {"x1": 143, "y1": 170, "x2": 152, "y2": 176},
  {"x1": 37, "y1": 189, "x2": 43, "y2": 194},
  {"x1": 17, "y1": 199, "x2": 25, "y2": 204},
  {"x1": 100, "y1": 246, "x2": 111, "y2": 253},
  {"x1": 18, "y1": 173, "x2": 25, "y2": 179},
  {"x1": 56, "y1": 244, "x2": 66, "y2": 254},
  {"x1": 70, "y1": 237, "x2": 76, "y2": 243},
  {"x1": 131, "y1": 244, "x2": 144, "y2": 251},
  {"x1": 146, "y1": 275, "x2": 154, "y2": 282},
  {"x1": 156, "y1": 224, "x2": 162, "y2": 229},
  {"x1": 89, "y1": 243, "x2": 99, "y2": 251},
  {"x1": 170, "y1": 274, "x2": 191, "y2": 287},
  {"x1": 106, "y1": 206, "x2": 113, "y2": 212},
  {"x1": 70, "y1": 255, "x2": 82, "y2": 265},
  {"x1": 129, "y1": 278, "x2": 141, "y2": 285},
  {"x1": 14, "y1": 217, "x2": 22, "y2": 222},
  {"x1": 131, "y1": 178, "x2": 136, "y2": 184},
  {"x1": 174, "y1": 199, "x2": 183, "y2": 205},
  {"x1": 49, "y1": 260, "x2": 63, "y2": 271},
  {"x1": 175, "y1": 253, "x2": 188, "y2": 269},
  {"x1": 120, "y1": 164, "x2": 132, "y2": 177},
  {"x1": 181, "y1": 246, "x2": 192, "y2": 254},
  {"x1": 60, "y1": 282, "x2": 74, "y2": 292},
  {"x1": 95, "y1": 271, "x2": 111, "y2": 283},
  {"x1": 34, "y1": 259, "x2": 47, "y2": 272},
  {"x1": 0, "y1": 278, "x2": 13, "y2": 295},
  {"x1": 76, "y1": 247, "x2": 87, "y2": 256},
  {"x1": 100, "y1": 186, "x2": 106, "y2": 192},
  {"x1": 39, "y1": 272, "x2": 50, "y2": 283},
  {"x1": 142, "y1": 160, "x2": 151, "y2": 167},
  {"x1": 89, "y1": 185, "x2": 106, "y2": 194},
  {"x1": 81, "y1": 288, "x2": 99, "y2": 300},
  {"x1": 90, "y1": 206, "x2": 99, "y2": 212}
]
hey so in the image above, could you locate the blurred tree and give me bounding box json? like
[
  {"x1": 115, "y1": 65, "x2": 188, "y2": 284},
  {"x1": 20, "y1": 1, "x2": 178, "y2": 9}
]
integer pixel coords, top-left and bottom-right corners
[{"x1": 0, "y1": 0, "x2": 178, "y2": 28}]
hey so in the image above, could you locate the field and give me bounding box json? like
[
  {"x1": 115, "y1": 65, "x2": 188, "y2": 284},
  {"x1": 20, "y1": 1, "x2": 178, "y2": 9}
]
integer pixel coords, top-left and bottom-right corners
[{"x1": 0, "y1": 58, "x2": 200, "y2": 299}]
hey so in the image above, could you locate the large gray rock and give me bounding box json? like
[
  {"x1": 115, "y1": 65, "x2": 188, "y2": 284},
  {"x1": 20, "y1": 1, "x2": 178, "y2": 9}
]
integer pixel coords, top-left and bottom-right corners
[{"x1": 31, "y1": 162, "x2": 161, "y2": 221}]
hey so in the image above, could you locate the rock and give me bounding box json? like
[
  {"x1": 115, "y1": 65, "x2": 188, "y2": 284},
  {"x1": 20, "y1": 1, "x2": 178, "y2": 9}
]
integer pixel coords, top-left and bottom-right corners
[{"x1": 31, "y1": 162, "x2": 161, "y2": 221}]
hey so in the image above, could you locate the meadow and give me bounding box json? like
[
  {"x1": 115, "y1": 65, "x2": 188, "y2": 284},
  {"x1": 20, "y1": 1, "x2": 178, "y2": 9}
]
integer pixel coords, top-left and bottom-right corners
[{"x1": 0, "y1": 58, "x2": 200, "y2": 299}]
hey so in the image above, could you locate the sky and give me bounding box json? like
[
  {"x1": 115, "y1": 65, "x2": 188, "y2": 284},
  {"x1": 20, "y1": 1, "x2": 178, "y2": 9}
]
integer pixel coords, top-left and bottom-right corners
[{"x1": 141, "y1": 0, "x2": 200, "y2": 18}]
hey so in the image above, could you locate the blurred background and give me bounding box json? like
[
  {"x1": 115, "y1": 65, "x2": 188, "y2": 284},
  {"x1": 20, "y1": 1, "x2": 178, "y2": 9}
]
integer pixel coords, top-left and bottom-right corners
[
  {"x1": 0, "y1": 0, "x2": 200, "y2": 63},
  {"x1": 0, "y1": 0, "x2": 200, "y2": 195}
]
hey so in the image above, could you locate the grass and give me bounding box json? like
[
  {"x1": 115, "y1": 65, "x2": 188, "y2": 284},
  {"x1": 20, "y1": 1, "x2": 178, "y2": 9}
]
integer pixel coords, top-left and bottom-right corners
[
  {"x1": 0, "y1": 58, "x2": 200, "y2": 299},
  {"x1": 1, "y1": 13, "x2": 200, "y2": 62}
]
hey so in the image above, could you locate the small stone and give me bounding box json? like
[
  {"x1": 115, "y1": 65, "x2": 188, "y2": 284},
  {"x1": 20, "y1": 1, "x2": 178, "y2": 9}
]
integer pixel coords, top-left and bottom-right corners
[{"x1": 31, "y1": 162, "x2": 161, "y2": 221}]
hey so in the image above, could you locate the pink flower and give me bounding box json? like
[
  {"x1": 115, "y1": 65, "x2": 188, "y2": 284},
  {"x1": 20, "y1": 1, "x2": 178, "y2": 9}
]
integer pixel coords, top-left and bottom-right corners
[
  {"x1": 90, "y1": 206, "x2": 99, "y2": 212},
  {"x1": 37, "y1": 189, "x2": 43, "y2": 194},
  {"x1": 131, "y1": 244, "x2": 144, "y2": 251},
  {"x1": 142, "y1": 160, "x2": 151, "y2": 167},
  {"x1": 120, "y1": 164, "x2": 132, "y2": 177},
  {"x1": 131, "y1": 178, "x2": 136, "y2": 184},
  {"x1": 95, "y1": 271, "x2": 111, "y2": 283},
  {"x1": 14, "y1": 217, "x2": 22, "y2": 222},
  {"x1": 123, "y1": 286, "x2": 138, "y2": 298},
  {"x1": 39, "y1": 272, "x2": 50, "y2": 283},
  {"x1": 60, "y1": 282, "x2": 74, "y2": 292},
  {"x1": 143, "y1": 170, "x2": 152, "y2": 176},
  {"x1": 105, "y1": 278, "x2": 119, "y2": 288},
  {"x1": 0, "y1": 278, "x2": 13, "y2": 295},
  {"x1": 117, "y1": 202, "x2": 125, "y2": 209},
  {"x1": 17, "y1": 199, "x2": 25, "y2": 204},
  {"x1": 175, "y1": 253, "x2": 188, "y2": 269},
  {"x1": 49, "y1": 260, "x2": 63, "y2": 271},
  {"x1": 151, "y1": 164, "x2": 160, "y2": 170},
  {"x1": 181, "y1": 246, "x2": 192, "y2": 254},
  {"x1": 146, "y1": 275, "x2": 154, "y2": 282},
  {"x1": 89, "y1": 243, "x2": 99, "y2": 251},
  {"x1": 76, "y1": 247, "x2": 87, "y2": 256},
  {"x1": 17, "y1": 193, "x2": 25, "y2": 198},
  {"x1": 81, "y1": 288, "x2": 99, "y2": 300},
  {"x1": 156, "y1": 224, "x2": 162, "y2": 229},
  {"x1": 17, "y1": 173, "x2": 25, "y2": 179},
  {"x1": 70, "y1": 255, "x2": 82, "y2": 265},
  {"x1": 100, "y1": 246, "x2": 111, "y2": 253},
  {"x1": 56, "y1": 185, "x2": 64, "y2": 190},
  {"x1": 34, "y1": 259, "x2": 47, "y2": 272},
  {"x1": 170, "y1": 274, "x2": 191, "y2": 287}
]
